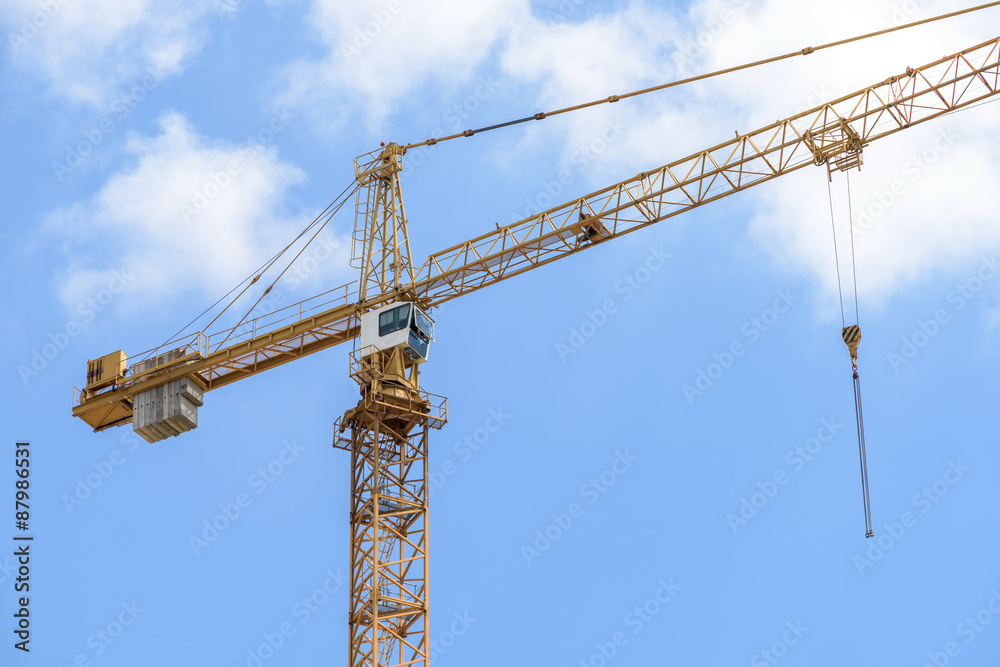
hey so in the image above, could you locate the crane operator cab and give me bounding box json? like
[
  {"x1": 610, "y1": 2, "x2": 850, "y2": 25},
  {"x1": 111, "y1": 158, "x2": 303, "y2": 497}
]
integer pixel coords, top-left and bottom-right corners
[{"x1": 358, "y1": 301, "x2": 435, "y2": 363}]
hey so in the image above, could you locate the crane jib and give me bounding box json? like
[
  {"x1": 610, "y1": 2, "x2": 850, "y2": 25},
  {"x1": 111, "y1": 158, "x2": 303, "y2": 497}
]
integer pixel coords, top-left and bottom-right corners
[{"x1": 72, "y1": 35, "x2": 1000, "y2": 433}]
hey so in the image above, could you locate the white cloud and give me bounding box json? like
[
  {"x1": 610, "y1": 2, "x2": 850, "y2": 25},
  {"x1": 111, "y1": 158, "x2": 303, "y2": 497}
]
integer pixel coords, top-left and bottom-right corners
[
  {"x1": 276, "y1": 0, "x2": 528, "y2": 130},
  {"x1": 47, "y1": 112, "x2": 351, "y2": 322},
  {"x1": 497, "y1": 0, "x2": 1000, "y2": 312},
  {"x1": 693, "y1": 0, "x2": 1000, "y2": 311},
  {"x1": 495, "y1": 4, "x2": 689, "y2": 181},
  {"x1": 274, "y1": 0, "x2": 1000, "y2": 313},
  {"x1": 1, "y1": 0, "x2": 223, "y2": 105}
]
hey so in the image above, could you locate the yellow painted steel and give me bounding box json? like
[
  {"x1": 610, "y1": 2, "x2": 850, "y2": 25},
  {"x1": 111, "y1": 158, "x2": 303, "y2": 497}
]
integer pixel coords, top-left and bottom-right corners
[
  {"x1": 84, "y1": 350, "x2": 126, "y2": 392},
  {"x1": 68, "y1": 32, "x2": 1000, "y2": 667},
  {"x1": 73, "y1": 36, "x2": 1000, "y2": 433},
  {"x1": 842, "y1": 325, "x2": 861, "y2": 365}
]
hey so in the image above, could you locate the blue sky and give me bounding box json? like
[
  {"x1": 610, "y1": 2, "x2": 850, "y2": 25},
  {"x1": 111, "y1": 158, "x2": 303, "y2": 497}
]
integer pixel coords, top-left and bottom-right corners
[{"x1": 2, "y1": 0, "x2": 999, "y2": 665}]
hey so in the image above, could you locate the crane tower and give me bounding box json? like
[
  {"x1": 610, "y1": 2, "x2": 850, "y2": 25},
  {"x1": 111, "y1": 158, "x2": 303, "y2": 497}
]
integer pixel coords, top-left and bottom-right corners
[{"x1": 335, "y1": 145, "x2": 446, "y2": 666}]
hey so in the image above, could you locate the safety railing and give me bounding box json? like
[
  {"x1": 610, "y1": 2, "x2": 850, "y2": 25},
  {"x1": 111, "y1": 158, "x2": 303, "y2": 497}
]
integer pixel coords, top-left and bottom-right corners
[{"x1": 127, "y1": 282, "x2": 357, "y2": 375}]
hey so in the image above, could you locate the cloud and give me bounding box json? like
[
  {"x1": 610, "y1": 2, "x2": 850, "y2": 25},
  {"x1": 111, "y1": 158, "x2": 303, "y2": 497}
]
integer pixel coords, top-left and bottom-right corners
[
  {"x1": 691, "y1": 0, "x2": 1000, "y2": 311},
  {"x1": 498, "y1": 0, "x2": 1000, "y2": 312},
  {"x1": 275, "y1": 0, "x2": 528, "y2": 131},
  {"x1": 1, "y1": 0, "x2": 224, "y2": 106},
  {"x1": 274, "y1": 0, "x2": 1000, "y2": 313},
  {"x1": 495, "y1": 4, "x2": 688, "y2": 181},
  {"x1": 46, "y1": 111, "x2": 351, "y2": 323}
]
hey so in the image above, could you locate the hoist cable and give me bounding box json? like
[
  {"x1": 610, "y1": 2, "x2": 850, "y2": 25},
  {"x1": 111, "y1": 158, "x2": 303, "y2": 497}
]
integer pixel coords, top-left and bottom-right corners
[
  {"x1": 202, "y1": 179, "x2": 358, "y2": 341},
  {"x1": 401, "y1": 1, "x2": 1000, "y2": 151},
  {"x1": 215, "y1": 186, "x2": 358, "y2": 348},
  {"x1": 827, "y1": 167, "x2": 873, "y2": 538},
  {"x1": 826, "y1": 174, "x2": 847, "y2": 329},
  {"x1": 846, "y1": 169, "x2": 861, "y2": 325},
  {"x1": 854, "y1": 369, "x2": 873, "y2": 538},
  {"x1": 148, "y1": 260, "x2": 276, "y2": 361}
]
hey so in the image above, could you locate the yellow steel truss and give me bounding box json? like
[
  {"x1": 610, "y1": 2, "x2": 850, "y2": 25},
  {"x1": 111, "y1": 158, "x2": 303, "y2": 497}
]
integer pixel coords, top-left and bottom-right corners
[
  {"x1": 69, "y1": 33, "x2": 1000, "y2": 667},
  {"x1": 335, "y1": 347, "x2": 447, "y2": 667},
  {"x1": 72, "y1": 35, "x2": 1000, "y2": 434},
  {"x1": 353, "y1": 145, "x2": 416, "y2": 300}
]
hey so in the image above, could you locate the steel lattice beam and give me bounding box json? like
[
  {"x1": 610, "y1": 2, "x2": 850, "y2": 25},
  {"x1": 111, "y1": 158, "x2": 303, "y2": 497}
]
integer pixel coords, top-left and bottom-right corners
[
  {"x1": 337, "y1": 372, "x2": 446, "y2": 667},
  {"x1": 72, "y1": 35, "x2": 1000, "y2": 432}
]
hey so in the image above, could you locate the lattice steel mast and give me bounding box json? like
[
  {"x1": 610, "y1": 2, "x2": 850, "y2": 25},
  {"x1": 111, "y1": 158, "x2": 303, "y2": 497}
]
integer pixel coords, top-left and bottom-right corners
[{"x1": 337, "y1": 144, "x2": 446, "y2": 667}]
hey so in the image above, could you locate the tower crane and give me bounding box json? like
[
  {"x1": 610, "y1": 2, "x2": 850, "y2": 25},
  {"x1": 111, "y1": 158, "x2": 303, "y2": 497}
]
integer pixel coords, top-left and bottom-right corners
[{"x1": 72, "y1": 35, "x2": 1000, "y2": 667}]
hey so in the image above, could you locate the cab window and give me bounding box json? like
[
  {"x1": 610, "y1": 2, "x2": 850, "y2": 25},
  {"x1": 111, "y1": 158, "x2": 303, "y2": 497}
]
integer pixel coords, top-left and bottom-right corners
[
  {"x1": 378, "y1": 304, "x2": 411, "y2": 337},
  {"x1": 413, "y1": 309, "x2": 434, "y2": 341}
]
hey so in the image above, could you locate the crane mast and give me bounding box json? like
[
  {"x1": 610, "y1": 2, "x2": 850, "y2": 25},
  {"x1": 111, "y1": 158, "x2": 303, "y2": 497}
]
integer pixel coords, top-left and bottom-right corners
[
  {"x1": 68, "y1": 34, "x2": 1000, "y2": 667},
  {"x1": 338, "y1": 147, "x2": 445, "y2": 667}
]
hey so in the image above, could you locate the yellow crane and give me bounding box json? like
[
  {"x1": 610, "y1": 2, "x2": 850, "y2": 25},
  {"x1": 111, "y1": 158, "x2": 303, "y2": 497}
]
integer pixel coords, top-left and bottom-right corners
[{"x1": 72, "y1": 34, "x2": 1000, "y2": 667}]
